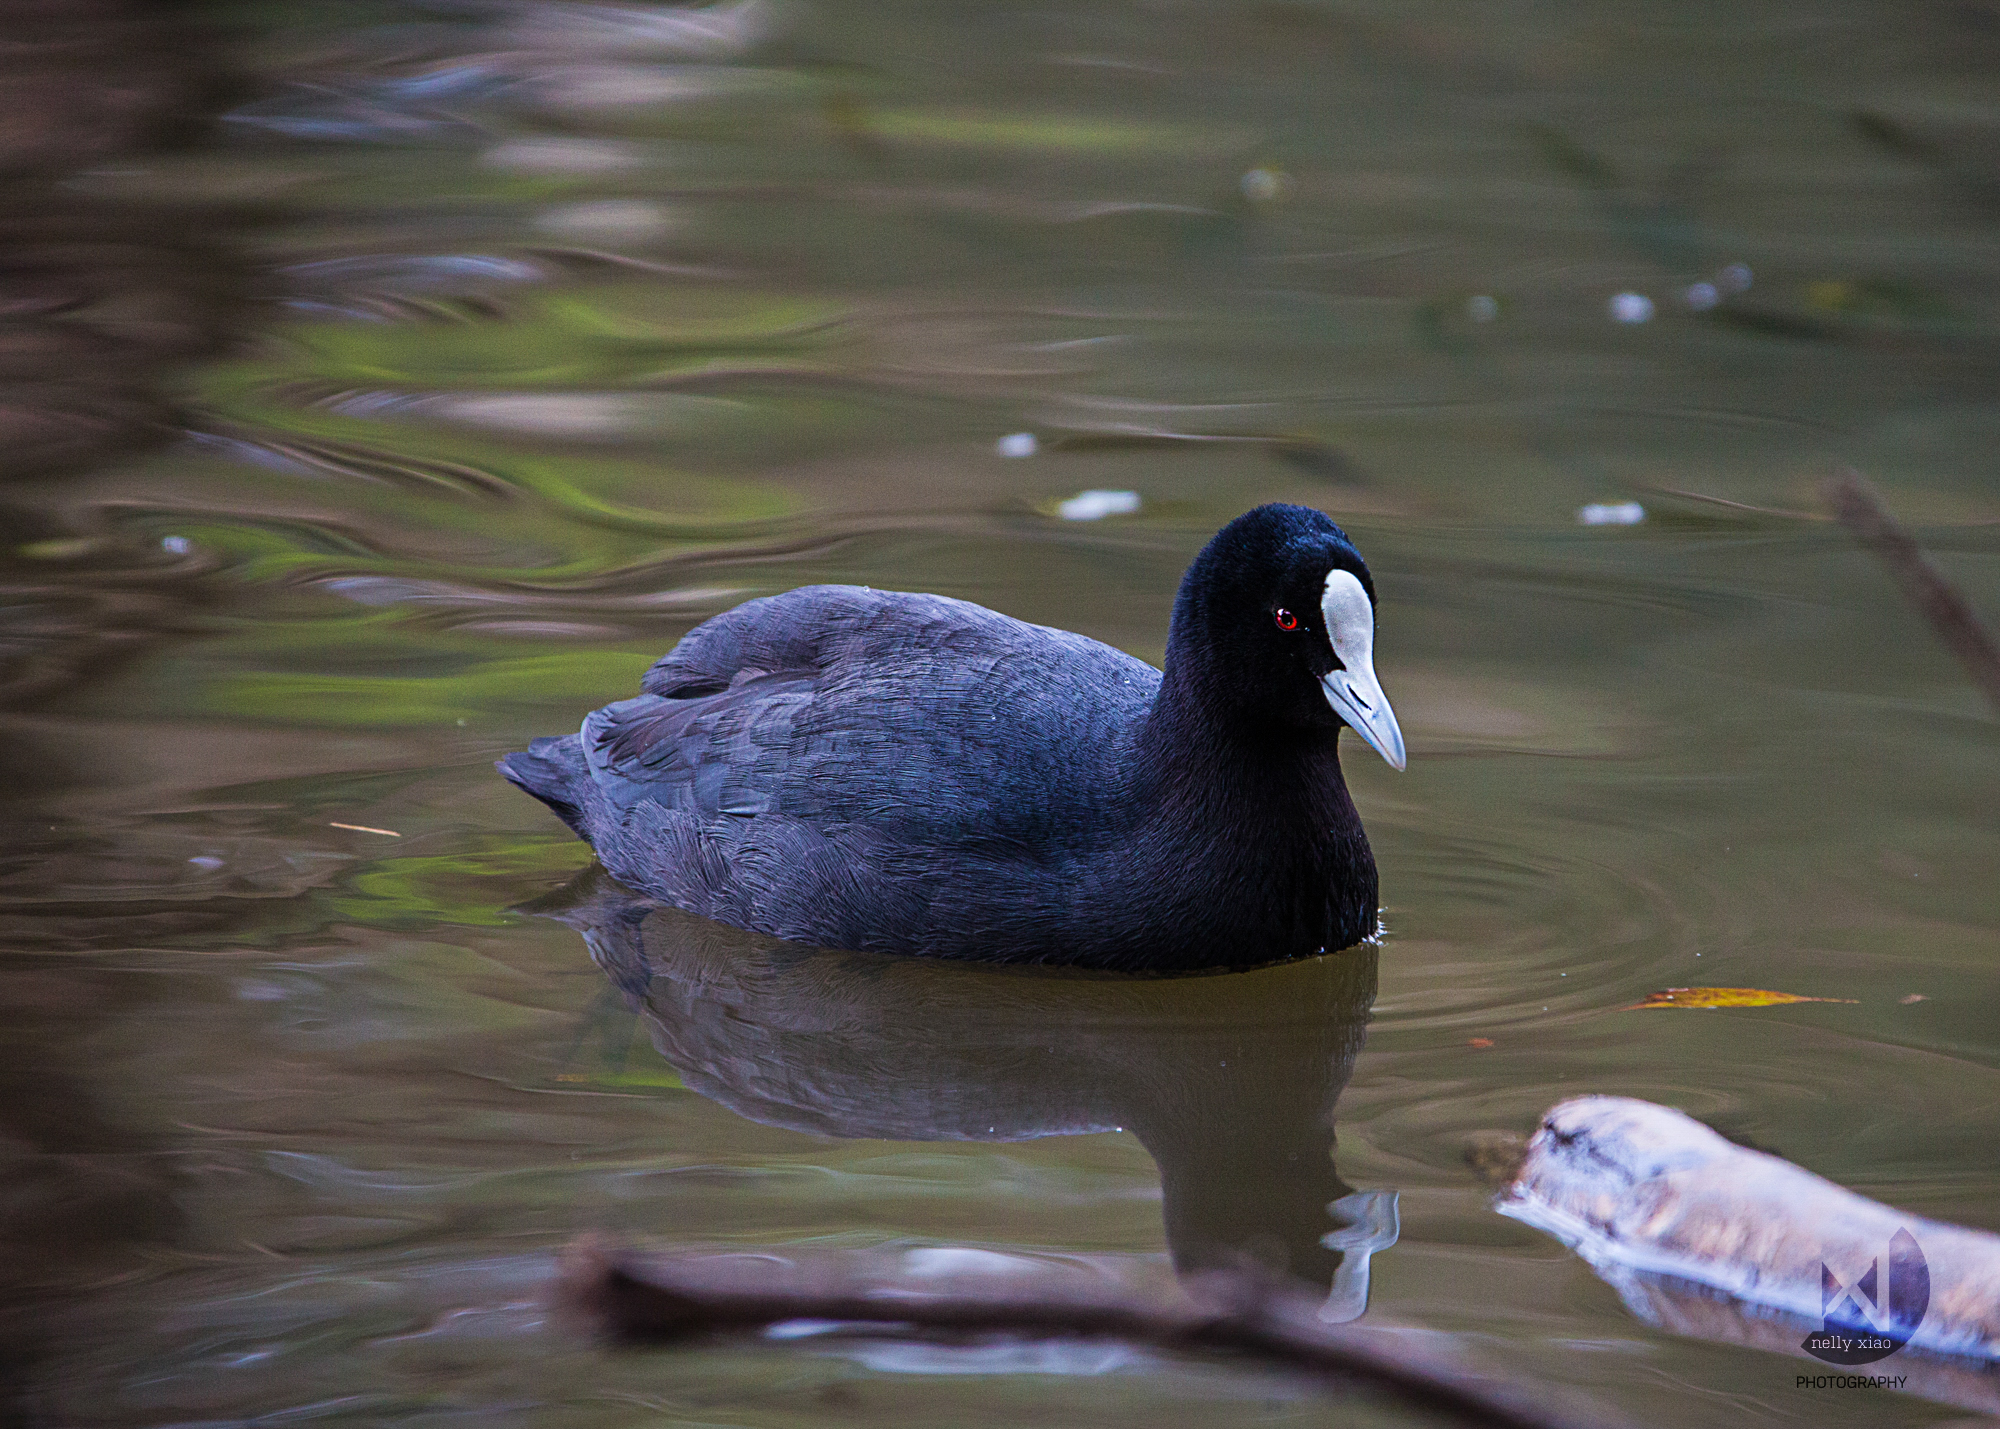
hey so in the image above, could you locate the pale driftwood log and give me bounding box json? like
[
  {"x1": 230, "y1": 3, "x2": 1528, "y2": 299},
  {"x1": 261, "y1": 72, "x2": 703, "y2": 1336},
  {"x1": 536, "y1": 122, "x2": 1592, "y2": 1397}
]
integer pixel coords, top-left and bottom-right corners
[
  {"x1": 1497, "y1": 1097, "x2": 2000, "y2": 1363},
  {"x1": 556, "y1": 1237, "x2": 1640, "y2": 1429},
  {"x1": 1612, "y1": 1270, "x2": 2000, "y2": 1417},
  {"x1": 1827, "y1": 467, "x2": 2000, "y2": 717}
]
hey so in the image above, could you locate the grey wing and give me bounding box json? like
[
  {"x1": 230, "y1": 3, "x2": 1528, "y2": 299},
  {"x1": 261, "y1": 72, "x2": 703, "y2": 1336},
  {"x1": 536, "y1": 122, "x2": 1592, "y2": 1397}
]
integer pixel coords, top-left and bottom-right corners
[
  {"x1": 638, "y1": 584, "x2": 888, "y2": 698},
  {"x1": 589, "y1": 584, "x2": 1158, "y2": 841},
  {"x1": 598, "y1": 584, "x2": 953, "y2": 828},
  {"x1": 551, "y1": 585, "x2": 1159, "y2": 952},
  {"x1": 583, "y1": 671, "x2": 816, "y2": 821}
]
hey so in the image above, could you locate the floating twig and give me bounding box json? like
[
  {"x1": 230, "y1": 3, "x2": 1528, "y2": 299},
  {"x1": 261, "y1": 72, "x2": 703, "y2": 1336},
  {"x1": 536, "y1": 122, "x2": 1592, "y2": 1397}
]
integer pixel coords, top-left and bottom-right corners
[
  {"x1": 1827, "y1": 468, "x2": 2000, "y2": 716},
  {"x1": 556, "y1": 1238, "x2": 1639, "y2": 1429},
  {"x1": 328, "y1": 822, "x2": 400, "y2": 836},
  {"x1": 1641, "y1": 485, "x2": 1825, "y2": 523}
]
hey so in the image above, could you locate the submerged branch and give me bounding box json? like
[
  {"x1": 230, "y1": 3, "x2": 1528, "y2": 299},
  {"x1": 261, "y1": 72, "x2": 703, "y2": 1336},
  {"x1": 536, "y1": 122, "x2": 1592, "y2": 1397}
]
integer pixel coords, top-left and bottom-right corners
[
  {"x1": 556, "y1": 1237, "x2": 1639, "y2": 1429},
  {"x1": 1827, "y1": 467, "x2": 2000, "y2": 717}
]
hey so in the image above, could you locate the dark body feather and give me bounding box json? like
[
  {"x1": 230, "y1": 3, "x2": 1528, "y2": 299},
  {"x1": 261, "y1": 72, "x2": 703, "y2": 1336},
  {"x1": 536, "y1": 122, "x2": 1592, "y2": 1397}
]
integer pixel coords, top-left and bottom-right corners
[{"x1": 501, "y1": 508, "x2": 1382, "y2": 971}]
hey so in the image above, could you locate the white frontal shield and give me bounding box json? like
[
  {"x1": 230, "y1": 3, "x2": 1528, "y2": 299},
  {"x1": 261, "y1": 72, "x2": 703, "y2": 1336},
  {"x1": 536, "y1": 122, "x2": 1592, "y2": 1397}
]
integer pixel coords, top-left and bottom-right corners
[{"x1": 1317, "y1": 570, "x2": 1406, "y2": 771}]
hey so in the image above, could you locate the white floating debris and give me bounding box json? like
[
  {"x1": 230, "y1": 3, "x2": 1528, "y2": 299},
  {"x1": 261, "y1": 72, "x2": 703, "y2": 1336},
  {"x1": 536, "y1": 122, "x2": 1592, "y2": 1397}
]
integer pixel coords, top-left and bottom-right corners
[
  {"x1": 1465, "y1": 294, "x2": 1499, "y2": 322},
  {"x1": 1577, "y1": 501, "x2": 1645, "y2": 526},
  {"x1": 902, "y1": 1247, "x2": 1039, "y2": 1278},
  {"x1": 1719, "y1": 262, "x2": 1753, "y2": 293},
  {"x1": 762, "y1": 1319, "x2": 849, "y2": 1341},
  {"x1": 533, "y1": 199, "x2": 680, "y2": 242},
  {"x1": 400, "y1": 391, "x2": 746, "y2": 440},
  {"x1": 1058, "y1": 489, "x2": 1141, "y2": 521},
  {"x1": 481, "y1": 137, "x2": 647, "y2": 174},
  {"x1": 1608, "y1": 291, "x2": 1654, "y2": 324},
  {"x1": 161, "y1": 535, "x2": 191, "y2": 554},
  {"x1": 995, "y1": 432, "x2": 1038, "y2": 458},
  {"x1": 187, "y1": 855, "x2": 224, "y2": 870},
  {"x1": 1240, "y1": 167, "x2": 1288, "y2": 203},
  {"x1": 1498, "y1": 1097, "x2": 2000, "y2": 1363},
  {"x1": 1682, "y1": 281, "x2": 1719, "y2": 311}
]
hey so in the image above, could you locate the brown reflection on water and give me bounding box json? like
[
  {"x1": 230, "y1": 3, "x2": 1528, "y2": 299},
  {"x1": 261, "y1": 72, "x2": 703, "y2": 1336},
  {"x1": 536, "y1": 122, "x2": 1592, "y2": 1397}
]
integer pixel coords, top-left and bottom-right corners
[
  {"x1": 0, "y1": 0, "x2": 244, "y2": 478},
  {"x1": 0, "y1": 3, "x2": 253, "y2": 1418}
]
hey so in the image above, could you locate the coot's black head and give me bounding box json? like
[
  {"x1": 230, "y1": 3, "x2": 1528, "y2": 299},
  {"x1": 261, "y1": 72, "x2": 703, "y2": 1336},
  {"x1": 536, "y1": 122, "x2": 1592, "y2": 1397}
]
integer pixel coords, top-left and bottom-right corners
[{"x1": 1166, "y1": 503, "x2": 1405, "y2": 768}]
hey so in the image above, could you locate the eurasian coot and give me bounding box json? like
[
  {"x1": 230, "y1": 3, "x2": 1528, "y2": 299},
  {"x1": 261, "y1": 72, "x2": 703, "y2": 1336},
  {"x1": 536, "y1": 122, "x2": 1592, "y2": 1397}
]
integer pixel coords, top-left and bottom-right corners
[{"x1": 500, "y1": 502, "x2": 1404, "y2": 970}]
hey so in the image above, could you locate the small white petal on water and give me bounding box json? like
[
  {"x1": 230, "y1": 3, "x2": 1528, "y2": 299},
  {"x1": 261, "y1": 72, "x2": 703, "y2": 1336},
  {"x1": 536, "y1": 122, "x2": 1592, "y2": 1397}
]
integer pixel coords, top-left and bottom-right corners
[
  {"x1": 1608, "y1": 292, "x2": 1654, "y2": 323},
  {"x1": 534, "y1": 199, "x2": 680, "y2": 241},
  {"x1": 1577, "y1": 501, "x2": 1646, "y2": 526},
  {"x1": 996, "y1": 432, "x2": 1038, "y2": 458},
  {"x1": 1241, "y1": 167, "x2": 1287, "y2": 202},
  {"x1": 482, "y1": 137, "x2": 648, "y2": 173},
  {"x1": 1058, "y1": 489, "x2": 1141, "y2": 521}
]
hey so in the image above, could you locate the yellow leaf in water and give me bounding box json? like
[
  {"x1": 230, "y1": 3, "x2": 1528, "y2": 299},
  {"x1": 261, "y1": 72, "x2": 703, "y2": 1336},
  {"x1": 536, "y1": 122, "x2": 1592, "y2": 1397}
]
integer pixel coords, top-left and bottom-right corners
[{"x1": 1624, "y1": 986, "x2": 1858, "y2": 1010}]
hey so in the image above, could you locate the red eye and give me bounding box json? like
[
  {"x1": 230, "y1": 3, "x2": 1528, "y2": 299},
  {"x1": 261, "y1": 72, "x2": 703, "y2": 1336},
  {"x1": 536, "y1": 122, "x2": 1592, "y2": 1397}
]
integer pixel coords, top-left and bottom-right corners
[{"x1": 1274, "y1": 608, "x2": 1299, "y2": 631}]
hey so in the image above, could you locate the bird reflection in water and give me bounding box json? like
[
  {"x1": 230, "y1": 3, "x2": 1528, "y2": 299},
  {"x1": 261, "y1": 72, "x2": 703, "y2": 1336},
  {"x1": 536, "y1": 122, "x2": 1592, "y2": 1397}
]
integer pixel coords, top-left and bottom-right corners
[{"x1": 528, "y1": 865, "x2": 1399, "y2": 1321}]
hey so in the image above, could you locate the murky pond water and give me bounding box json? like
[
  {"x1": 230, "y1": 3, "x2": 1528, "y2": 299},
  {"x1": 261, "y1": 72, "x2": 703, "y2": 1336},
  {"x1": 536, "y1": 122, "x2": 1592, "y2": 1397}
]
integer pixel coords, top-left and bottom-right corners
[{"x1": 6, "y1": 0, "x2": 2000, "y2": 1423}]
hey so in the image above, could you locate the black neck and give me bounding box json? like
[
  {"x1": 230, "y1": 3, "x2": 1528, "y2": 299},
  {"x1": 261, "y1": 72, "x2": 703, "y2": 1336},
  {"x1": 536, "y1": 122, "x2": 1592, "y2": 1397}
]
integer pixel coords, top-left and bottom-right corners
[{"x1": 1133, "y1": 662, "x2": 1379, "y2": 964}]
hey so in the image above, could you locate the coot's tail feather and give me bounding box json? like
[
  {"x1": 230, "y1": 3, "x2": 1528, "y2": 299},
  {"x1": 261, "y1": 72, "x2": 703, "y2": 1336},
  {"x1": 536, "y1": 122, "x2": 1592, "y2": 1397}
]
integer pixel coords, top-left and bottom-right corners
[{"x1": 496, "y1": 736, "x2": 591, "y2": 836}]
